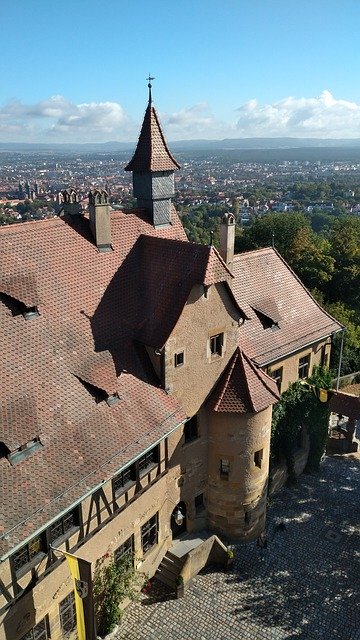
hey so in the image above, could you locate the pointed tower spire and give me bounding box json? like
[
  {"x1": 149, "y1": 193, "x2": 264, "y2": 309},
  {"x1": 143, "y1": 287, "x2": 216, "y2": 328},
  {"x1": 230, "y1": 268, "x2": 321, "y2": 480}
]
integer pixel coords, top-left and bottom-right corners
[{"x1": 125, "y1": 78, "x2": 180, "y2": 227}]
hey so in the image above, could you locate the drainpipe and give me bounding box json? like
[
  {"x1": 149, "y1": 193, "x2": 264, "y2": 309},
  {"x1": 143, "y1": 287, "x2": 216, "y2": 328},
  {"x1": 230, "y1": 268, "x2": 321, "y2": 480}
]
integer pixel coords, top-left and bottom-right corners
[{"x1": 336, "y1": 328, "x2": 346, "y2": 391}]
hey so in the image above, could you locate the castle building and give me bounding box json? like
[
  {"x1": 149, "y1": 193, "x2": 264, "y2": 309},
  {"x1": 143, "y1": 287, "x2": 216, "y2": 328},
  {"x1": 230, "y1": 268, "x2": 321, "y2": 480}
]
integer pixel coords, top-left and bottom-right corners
[{"x1": 0, "y1": 88, "x2": 341, "y2": 640}]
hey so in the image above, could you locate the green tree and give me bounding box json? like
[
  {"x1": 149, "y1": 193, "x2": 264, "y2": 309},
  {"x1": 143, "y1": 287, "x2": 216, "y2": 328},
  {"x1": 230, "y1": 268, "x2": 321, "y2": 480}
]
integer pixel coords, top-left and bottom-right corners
[{"x1": 328, "y1": 216, "x2": 360, "y2": 312}]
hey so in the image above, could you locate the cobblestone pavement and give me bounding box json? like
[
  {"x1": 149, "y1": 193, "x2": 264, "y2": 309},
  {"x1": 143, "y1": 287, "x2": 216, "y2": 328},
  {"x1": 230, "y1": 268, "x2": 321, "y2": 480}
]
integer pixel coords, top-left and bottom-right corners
[{"x1": 116, "y1": 455, "x2": 360, "y2": 640}]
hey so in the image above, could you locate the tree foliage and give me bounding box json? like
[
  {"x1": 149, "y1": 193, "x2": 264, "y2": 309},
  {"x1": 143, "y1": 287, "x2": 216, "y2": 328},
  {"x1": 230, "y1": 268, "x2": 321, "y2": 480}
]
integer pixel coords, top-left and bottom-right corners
[{"x1": 271, "y1": 366, "x2": 332, "y2": 480}]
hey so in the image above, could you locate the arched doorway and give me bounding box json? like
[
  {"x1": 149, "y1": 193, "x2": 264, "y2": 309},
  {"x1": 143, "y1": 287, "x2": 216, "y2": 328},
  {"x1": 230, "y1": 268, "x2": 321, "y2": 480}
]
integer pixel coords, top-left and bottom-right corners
[{"x1": 170, "y1": 501, "x2": 187, "y2": 538}]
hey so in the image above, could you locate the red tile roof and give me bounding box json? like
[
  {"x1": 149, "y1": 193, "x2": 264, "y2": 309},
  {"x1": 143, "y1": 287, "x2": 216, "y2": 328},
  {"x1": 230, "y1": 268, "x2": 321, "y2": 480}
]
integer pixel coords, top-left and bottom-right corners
[
  {"x1": 125, "y1": 105, "x2": 181, "y2": 172},
  {"x1": 137, "y1": 237, "x2": 240, "y2": 347},
  {"x1": 0, "y1": 209, "x2": 188, "y2": 556},
  {"x1": 232, "y1": 248, "x2": 342, "y2": 365},
  {"x1": 211, "y1": 348, "x2": 279, "y2": 413}
]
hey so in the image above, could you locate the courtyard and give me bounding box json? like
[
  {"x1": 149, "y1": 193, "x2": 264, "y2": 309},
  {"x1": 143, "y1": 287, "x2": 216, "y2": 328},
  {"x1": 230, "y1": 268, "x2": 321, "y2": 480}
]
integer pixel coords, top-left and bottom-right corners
[{"x1": 116, "y1": 454, "x2": 360, "y2": 640}]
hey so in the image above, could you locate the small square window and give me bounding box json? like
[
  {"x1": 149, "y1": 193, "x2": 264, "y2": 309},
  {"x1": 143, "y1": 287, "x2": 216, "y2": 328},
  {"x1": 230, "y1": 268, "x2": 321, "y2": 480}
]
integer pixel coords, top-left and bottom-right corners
[
  {"x1": 220, "y1": 458, "x2": 229, "y2": 479},
  {"x1": 195, "y1": 493, "x2": 205, "y2": 514},
  {"x1": 174, "y1": 351, "x2": 184, "y2": 367},
  {"x1": 210, "y1": 333, "x2": 224, "y2": 357},
  {"x1": 184, "y1": 415, "x2": 198, "y2": 443},
  {"x1": 254, "y1": 449, "x2": 263, "y2": 468}
]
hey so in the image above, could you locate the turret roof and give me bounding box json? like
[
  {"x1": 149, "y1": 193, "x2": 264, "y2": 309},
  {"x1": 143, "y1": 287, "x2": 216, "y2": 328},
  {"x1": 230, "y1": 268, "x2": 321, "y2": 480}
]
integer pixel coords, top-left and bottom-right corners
[
  {"x1": 125, "y1": 104, "x2": 180, "y2": 172},
  {"x1": 212, "y1": 347, "x2": 280, "y2": 413}
]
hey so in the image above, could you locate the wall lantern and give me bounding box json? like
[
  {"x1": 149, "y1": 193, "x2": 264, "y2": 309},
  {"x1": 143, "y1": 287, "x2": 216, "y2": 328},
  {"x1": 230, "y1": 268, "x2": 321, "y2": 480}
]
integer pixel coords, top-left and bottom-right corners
[{"x1": 173, "y1": 507, "x2": 184, "y2": 526}]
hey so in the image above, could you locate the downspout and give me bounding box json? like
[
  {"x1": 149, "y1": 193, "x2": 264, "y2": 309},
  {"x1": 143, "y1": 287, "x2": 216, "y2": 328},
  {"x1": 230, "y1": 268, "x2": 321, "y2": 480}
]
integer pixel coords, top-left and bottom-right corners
[{"x1": 336, "y1": 328, "x2": 346, "y2": 391}]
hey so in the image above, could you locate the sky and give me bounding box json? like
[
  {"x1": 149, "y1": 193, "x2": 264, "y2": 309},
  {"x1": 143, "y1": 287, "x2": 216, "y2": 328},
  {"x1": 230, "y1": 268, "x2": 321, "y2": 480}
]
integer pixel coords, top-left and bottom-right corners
[{"x1": 1, "y1": 0, "x2": 360, "y2": 143}]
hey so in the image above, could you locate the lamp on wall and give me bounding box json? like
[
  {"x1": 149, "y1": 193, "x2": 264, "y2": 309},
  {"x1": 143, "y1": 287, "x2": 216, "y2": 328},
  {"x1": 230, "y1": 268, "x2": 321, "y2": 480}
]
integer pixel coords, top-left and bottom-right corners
[{"x1": 173, "y1": 506, "x2": 184, "y2": 526}]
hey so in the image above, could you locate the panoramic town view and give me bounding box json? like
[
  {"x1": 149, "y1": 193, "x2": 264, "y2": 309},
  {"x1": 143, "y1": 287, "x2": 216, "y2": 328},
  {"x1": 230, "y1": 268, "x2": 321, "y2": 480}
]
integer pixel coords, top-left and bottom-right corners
[{"x1": 0, "y1": 2, "x2": 359, "y2": 640}]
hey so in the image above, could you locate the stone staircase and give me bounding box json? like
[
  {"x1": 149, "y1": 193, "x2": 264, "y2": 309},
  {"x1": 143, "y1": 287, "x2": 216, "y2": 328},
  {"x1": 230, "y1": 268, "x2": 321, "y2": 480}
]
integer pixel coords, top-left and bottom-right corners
[{"x1": 155, "y1": 550, "x2": 184, "y2": 589}]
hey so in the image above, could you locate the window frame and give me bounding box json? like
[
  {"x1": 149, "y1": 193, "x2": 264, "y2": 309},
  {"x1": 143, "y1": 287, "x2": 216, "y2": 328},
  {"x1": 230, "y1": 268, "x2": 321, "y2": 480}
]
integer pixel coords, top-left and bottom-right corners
[
  {"x1": 141, "y1": 513, "x2": 158, "y2": 554},
  {"x1": 174, "y1": 351, "x2": 184, "y2": 368},
  {"x1": 254, "y1": 449, "x2": 263, "y2": 469},
  {"x1": 194, "y1": 493, "x2": 205, "y2": 514},
  {"x1": 12, "y1": 534, "x2": 47, "y2": 578},
  {"x1": 269, "y1": 366, "x2": 283, "y2": 392},
  {"x1": 112, "y1": 463, "x2": 136, "y2": 497},
  {"x1": 49, "y1": 508, "x2": 80, "y2": 546},
  {"x1": 137, "y1": 446, "x2": 159, "y2": 477},
  {"x1": 12, "y1": 507, "x2": 81, "y2": 578},
  {"x1": 114, "y1": 536, "x2": 134, "y2": 566},
  {"x1": 59, "y1": 591, "x2": 76, "y2": 637},
  {"x1": 210, "y1": 332, "x2": 224, "y2": 357},
  {"x1": 220, "y1": 458, "x2": 230, "y2": 480},
  {"x1": 20, "y1": 617, "x2": 48, "y2": 640},
  {"x1": 184, "y1": 415, "x2": 199, "y2": 444},
  {"x1": 298, "y1": 354, "x2": 311, "y2": 380}
]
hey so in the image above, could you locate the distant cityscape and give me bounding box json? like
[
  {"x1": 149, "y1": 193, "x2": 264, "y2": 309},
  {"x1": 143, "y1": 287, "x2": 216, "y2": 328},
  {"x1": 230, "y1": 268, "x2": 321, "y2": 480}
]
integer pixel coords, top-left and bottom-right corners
[{"x1": 1, "y1": 148, "x2": 360, "y2": 225}]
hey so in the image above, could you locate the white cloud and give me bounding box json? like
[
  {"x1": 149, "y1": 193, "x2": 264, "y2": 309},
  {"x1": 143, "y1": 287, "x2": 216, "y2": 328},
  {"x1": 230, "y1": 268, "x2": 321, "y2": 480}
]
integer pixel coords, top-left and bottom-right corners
[
  {"x1": 235, "y1": 91, "x2": 360, "y2": 138},
  {"x1": 1, "y1": 90, "x2": 360, "y2": 142},
  {"x1": 163, "y1": 103, "x2": 234, "y2": 140},
  {"x1": 0, "y1": 96, "x2": 133, "y2": 142}
]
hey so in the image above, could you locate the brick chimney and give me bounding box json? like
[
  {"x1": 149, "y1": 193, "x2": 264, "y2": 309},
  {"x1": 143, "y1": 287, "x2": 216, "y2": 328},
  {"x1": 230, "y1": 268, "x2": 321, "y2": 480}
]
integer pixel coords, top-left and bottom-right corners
[
  {"x1": 61, "y1": 189, "x2": 82, "y2": 216},
  {"x1": 220, "y1": 213, "x2": 235, "y2": 267},
  {"x1": 88, "y1": 189, "x2": 112, "y2": 252}
]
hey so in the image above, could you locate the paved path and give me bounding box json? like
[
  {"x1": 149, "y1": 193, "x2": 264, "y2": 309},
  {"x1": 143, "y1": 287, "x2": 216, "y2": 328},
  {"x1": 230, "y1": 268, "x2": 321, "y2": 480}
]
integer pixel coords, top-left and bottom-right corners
[{"x1": 116, "y1": 455, "x2": 360, "y2": 640}]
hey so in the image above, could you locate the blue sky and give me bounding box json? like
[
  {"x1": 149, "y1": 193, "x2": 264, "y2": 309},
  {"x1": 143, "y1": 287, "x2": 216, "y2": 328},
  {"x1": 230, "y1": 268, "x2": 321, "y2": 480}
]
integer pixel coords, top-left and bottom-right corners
[{"x1": 1, "y1": 0, "x2": 360, "y2": 142}]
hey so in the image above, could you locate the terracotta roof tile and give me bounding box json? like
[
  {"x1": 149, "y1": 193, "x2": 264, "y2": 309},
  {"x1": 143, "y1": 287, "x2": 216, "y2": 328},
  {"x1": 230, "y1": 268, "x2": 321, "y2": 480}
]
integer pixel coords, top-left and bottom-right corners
[
  {"x1": 211, "y1": 348, "x2": 279, "y2": 413},
  {"x1": 0, "y1": 209, "x2": 188, "y2": 556},
  {"x1": 137, "y1": 238, "x2": 241, "y2": 347},
  {"x1": 232, "y1": 248, "x2": 342, "y2": 365},
  {"x1": 125, "y1": 105, "x2": 180, "y2": 172}
]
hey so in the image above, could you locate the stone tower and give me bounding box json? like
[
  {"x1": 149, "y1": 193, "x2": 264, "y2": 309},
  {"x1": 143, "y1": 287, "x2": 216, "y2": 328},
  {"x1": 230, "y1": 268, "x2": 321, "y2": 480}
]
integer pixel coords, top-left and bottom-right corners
[
  {"x1": 207, "y1": 349, "x2": 279, "y2": 541},
  {"x1": 125, "y1": 80, "x2": 180, "y2": 227}
]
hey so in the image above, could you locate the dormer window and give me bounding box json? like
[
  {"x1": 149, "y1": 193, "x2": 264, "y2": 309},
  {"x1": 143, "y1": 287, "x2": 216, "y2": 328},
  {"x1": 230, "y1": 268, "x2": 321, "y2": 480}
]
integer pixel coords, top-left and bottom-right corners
[
  {"x1": 75, "y1": 376, "x2": 119, "y2": 406},
  {"x1": 252, "y1": 308, "x2": 279, "y2": 331},
  {"x1": 0, "y1": 293, "x2": 39, "y2": 320},
  {"x1": 106, "y1": 393, "x2": 120, "y2": 407},
  {"x1": 6, "y1": 437, "x2": 43, "y2": 466},
  {"x1": 23, "y1": 306, "x2": 40, "y2": 320}
]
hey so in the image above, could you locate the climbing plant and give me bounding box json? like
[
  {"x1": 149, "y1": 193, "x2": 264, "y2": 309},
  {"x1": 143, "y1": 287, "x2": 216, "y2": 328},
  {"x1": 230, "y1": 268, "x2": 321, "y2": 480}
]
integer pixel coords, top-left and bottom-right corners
[
  {"x1": 270, "y1": 365, "x2": 332, "y2": 480},
  {"x1": 93, "y1": 553, "x2": 143, "y2": 637}
]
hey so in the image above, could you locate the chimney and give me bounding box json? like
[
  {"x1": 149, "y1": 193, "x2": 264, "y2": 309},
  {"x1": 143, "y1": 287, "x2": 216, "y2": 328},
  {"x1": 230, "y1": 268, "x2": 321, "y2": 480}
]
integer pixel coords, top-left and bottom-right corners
[
  {"x1": 220, "y1": 213, "x2": 235, "y2": 267},
  {"x1": 88, "y1": 189, "x2": 112, "y2": 252},
  {"x1": 62, "y1": 189, "x2": 82, "y2": 216}
]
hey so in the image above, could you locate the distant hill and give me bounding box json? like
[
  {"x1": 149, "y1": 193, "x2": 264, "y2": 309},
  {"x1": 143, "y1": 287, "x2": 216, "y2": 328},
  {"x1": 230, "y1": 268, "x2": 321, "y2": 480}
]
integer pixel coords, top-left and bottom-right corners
[{"x1": 2, "y1": 137, "x2": 360, "y2": 153}]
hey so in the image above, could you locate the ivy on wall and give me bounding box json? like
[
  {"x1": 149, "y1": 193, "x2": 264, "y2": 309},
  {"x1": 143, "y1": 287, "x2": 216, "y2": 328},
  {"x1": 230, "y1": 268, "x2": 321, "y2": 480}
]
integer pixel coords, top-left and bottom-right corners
[
  {"x1": 93, "y1": 553, "x2": 143, "y2": 637},
  {"x1": 270, "y1": 365, "x2": 332, "y2": 481}
]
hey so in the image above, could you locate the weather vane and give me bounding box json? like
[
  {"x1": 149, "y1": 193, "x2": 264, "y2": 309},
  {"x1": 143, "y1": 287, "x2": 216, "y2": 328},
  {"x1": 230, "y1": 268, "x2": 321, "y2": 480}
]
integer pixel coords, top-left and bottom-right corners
[{"x1": 147, "y1": 73, "x2": 155, "y2": 104}]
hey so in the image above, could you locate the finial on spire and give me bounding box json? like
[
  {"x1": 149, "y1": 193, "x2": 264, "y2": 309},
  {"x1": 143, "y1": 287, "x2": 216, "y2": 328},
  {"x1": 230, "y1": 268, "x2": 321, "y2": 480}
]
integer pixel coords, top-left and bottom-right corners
[{"x1": 147, "y1": 73, "x2": 155, "y2": 104}]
